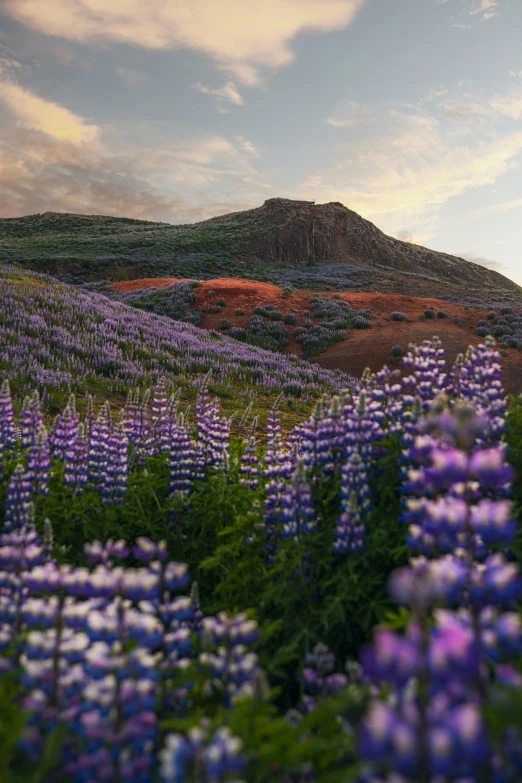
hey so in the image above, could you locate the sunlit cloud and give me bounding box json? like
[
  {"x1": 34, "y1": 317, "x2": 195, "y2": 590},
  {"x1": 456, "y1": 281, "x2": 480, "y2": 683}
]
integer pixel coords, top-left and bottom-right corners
[
  {"x1": 303, "y1": 104, "x2": 522, "y2": 239},
  {"x1": 0, "y1": 80, "x2": 266, "y2": 220},
  {"x1": 1, "y1": 0, "x2": 366, "y2": 85},
  {"x1": 325, "y1": 100, "x2": 375, "y2": 127},
  {"x1": 193, "y1": 80, "x2": 244, "y2": 107},
  {"x1": 469, "y1": 0, "x2": 501, "y2": 20},
  {"x1": 467, "y1": 197, "x2": 522, "y2": 217},
  {"x1": 0, "y1": 79, "x2": 100, "y2": 143}
]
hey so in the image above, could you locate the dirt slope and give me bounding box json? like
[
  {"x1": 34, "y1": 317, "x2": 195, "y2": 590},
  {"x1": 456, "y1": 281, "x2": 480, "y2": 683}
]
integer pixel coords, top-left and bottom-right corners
[{"x1": 112, "y1": 279, "x2": 522, "y2": 395}]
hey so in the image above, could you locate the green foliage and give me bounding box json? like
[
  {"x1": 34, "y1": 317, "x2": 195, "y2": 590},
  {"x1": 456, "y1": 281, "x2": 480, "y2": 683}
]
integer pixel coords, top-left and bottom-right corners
[{"x1": 506, "y1": 397, "x2": 522, "y2": 551}]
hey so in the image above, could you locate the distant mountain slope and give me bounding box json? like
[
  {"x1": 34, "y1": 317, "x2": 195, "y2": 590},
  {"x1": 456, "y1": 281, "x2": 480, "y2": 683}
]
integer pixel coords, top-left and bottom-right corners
[{"x1": 0, "y1": 199, "x2": 519, "y2": 298}]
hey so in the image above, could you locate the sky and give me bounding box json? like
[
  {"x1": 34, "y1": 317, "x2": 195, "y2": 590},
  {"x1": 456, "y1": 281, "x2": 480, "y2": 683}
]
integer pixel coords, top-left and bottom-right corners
[{"x1": 0, "y1": 0, "x2": 522, "y2": 286}]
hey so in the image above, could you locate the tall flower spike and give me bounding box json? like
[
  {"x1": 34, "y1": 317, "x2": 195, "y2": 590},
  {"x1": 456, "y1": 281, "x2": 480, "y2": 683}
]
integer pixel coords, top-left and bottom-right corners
[
  {"x1": 135, "y1": 388, "x2": 152, "y2": 462},
  {"x1": 88, "y1": 401, "x2": 111, "y2": 484},
  {"x1": 64, "y1": 422, "x2": 89, "y2": 494},
  {"x1": 4, "y1": 464, "x2": 33, "y2": 532},
  {"x1": 454, "y1": 337, "x2": 506, "y2": 446},
  {"x1": 169, "y1": 414, "x2": 202, "y2": 501},
  {"x1": 264, "y1": 392, "x2": 284, "y2": 471},
  {"x1": 19, "y1": 390, "x2": 43, "y2": 449},
  {"x1": 49, "y1": 404, "x2": 78, "y2": 462},
  {"x1": 291, "y1": 396, "x2": 325, "y2": 471},
  {"x1": 0, "y1": 379, "x2": 18, "y2": 456},
  {"x1": 239, "y1": 436, "x2": 261, "y2": 491},
  {"x1": 83, "y1": 393, "x2": 95, "y2": 442},
  {"x1": 151, "y1": 376, "x2": 169, "y2": 454},
  {"x1": 280, "y1": 460, "x2": 316, "y2": 540},
  {"x1": 401, "y1": 337, "x2": 447, "y2": 412},
  {"x1": 101, "y1": 415, "x2": 128, "y2": 504},
  {"x1": 316, "y1": 395, "x2": 345, "y2": 474},
  {"x1": 121, "y1": 387, "x2": 139, "y2": 443},
  {"x1": 26, "y1": 427, "x2": 51, "y2": 496}
]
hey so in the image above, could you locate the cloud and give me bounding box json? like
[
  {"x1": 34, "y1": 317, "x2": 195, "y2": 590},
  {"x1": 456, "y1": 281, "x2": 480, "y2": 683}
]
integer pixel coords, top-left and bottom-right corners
[
  {"x1": 1, "y1": 0, "x2": 366, "y2": 85},
  {"x1": 0, "y1": 42, "x2": 24, "y2": 75},
  {"x1": 469, "y1": 0, "x2": 501, "y2": 19},
  {"x1": 467, "y1": 197, "x2": 522, "y2": 217},
  {"x1": 325, "y1": 100, "x2": 375, "y2": 127},
  {"x1": 458, "y1": 252, "x2": 505, "y2": 272},
  {"x1": 0, "y1": 55, "x2": 21, "y2": 74},
  {"x1": 116, "y1": 68, "x2": 144, "y2": 86},
  {"x1": 193, "y1": 80, "x2": 244, "y2": 107},
  {"x1": 0, "y1": 81, "x2": 265, "y2": 221},
  {"x1": 300, "y1": 106, "x2": 522, "y2": 240},
  {"x1": 439, "y1": 79, "x2": 522, "y2": 122},
  {"x1": 0, "y1": 79, "x2": 100, "y2": 143}
]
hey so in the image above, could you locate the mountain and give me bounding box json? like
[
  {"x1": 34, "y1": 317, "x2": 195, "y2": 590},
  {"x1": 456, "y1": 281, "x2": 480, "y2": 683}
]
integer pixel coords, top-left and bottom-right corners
[{"x1": 0, "y1": 199, "x2": 520, "y2": 299}]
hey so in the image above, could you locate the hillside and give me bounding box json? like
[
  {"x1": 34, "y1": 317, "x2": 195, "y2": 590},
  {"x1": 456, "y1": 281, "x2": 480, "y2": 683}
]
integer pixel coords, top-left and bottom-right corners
[
  {"x1": 108, "y1": 276, "x2": 522, "y2": 395},
  {"x1": 0, "y1": 264, "x2": 349, "y2": 426},
  {"x1": 1, "y1": 199, "x2": 520, "y2": 301}
]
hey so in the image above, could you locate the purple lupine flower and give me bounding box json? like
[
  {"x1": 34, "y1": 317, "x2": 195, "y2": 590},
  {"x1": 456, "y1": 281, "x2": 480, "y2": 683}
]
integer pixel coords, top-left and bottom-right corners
[
  {"x1": 169, "y1": 415, "x2": 202, "y2": 501},
  {"x1": 401, "y1": 337, "x2": 447, "y2": 412},
  {"x1": 134, "y1": 388, "x2": 153, "y2": 463},
  {"x1": 0, "y1": 380, "x2": 18, "y2": 470},
  {"x1": 315, "y1": 395, "x2": 345, "y2": 473},
  {"x1": 262, "y1": 393, "x2": 296, "y2": 558},
  {"x1": 239, "y1": 436, "x2": 261, "y2": 490},
  {"x1": 342, "y1": 390, "x2": 383, "y2": 464},
  {"x1": 160, "y1": 388, "x2": 182, "y2": 453},
  {"x1": 151, "y1": 375, "x2": 169, "y2": 453},
  {"x1": 300, "y1": 642, "x2": 348, "y2": 714},
  {"x1": 199, "y1": 612, "x2": 259, "y2": 705},
  {"x1": 4, "y1": 464, "x2": 33, "y2": 532},
  {"x1": 290, "y1": 397, "x2": 325, "y2": 471},
  {"x1": 159, "y1": 725, "x2": 244, "y2": 783},
  {"x1": 0, "y1": 503, "x2": 46, "y2": 675},
  {"x1": 122, "y1": 388, "x2": 139, "y2": 443},
  {"x1": 88, "y1": 401, "x2": 111, "y2": 484},
  {"x1": 334, "y1": 452, "x2": 370, "y2": 554},
  {"x1": 264, "y1": 392, "x2": 284, "y2": 471},
  {"x1": 334, "y1": 491, "x2": 365, "y2": 554},
  {"x1": 26, "y1": 427, "x2": 51, "y2": 496},
  {"x1": 49, "y1": 402, "x2": 78, "y2": 462},
  {"x1": 18, "y1": 390, "x2": 43, "y2": 449},
  {"x1": 450, "y1": 337, "x2": 506, "y2": 446},
  {"x1": 195, "y1": 382, "x2": 229, "y2": 470},
  {"x1": 280, "y1": 460, "x2": 316, "y2": 539},
  {"x1": 64, "y1": 422, "x2": 89, "y2": 494},
  {"x1": 100, "y1": 416, "x2": 128, "y2": 504}
]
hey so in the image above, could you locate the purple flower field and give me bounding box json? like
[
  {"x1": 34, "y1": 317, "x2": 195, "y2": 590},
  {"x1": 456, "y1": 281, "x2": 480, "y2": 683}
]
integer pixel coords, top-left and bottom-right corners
[
  {"x1": 1, "y1": 259, "x2": 522, "y2": 782},
  {"x1": 0, "y1": 265, "x2": 350, "y2": 412}
]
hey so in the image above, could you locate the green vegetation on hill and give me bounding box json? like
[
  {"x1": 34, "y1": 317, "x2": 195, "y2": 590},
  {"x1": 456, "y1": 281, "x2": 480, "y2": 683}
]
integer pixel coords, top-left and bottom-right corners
[{"x1": 2, "y1": 200, "x2": 520, "y2": 302}]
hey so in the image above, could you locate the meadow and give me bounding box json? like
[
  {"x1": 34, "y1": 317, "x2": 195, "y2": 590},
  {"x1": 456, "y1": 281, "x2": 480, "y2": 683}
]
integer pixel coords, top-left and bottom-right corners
[{"x1": 1, "y1": 263, "x2": 522, "y2": 782}]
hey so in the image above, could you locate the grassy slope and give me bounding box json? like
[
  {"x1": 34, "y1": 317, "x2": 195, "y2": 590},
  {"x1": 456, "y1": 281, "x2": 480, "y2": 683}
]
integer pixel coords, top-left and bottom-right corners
[
  {"x1": 0, "y1": 265, "x2": 350, "y2": 430},
  {"x1": 0, "y1": 211, "x2": 274, "y2": 283},
  {"x1": 2, "y1": 208, "x2": 521, "y2": 305}
]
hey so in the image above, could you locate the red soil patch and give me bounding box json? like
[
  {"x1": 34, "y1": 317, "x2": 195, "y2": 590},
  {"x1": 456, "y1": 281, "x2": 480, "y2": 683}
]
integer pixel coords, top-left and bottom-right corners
[
  {"x1": 111, "y1": 279, "x2": 522, "y2": 395},
  {"x1": 113, "y1": 277, "x2": 184, "y2": 292}
]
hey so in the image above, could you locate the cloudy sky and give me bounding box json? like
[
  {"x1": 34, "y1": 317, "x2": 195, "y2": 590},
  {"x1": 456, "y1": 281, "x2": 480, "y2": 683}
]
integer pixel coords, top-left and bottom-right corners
[{"x1": 1, "y1": 0, "x2": 522, "y2": 285}]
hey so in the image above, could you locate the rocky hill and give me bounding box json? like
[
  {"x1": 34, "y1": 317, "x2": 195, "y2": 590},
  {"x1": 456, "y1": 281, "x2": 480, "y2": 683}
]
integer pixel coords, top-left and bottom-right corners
[
  {"x1": 0, "y1": 198, "x2": 519, "y2": 299},
  {"x1": 251, "y1": 199, "x2": 516, "y2": 292}
]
